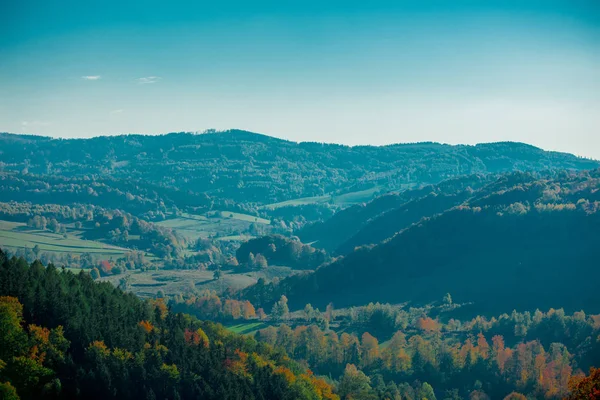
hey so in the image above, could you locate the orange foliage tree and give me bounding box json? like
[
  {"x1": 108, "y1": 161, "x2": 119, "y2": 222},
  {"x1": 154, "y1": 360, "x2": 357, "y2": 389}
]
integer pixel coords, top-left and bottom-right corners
[
  {"x1": 417, "y1": 317, "x2": 441, "y2": 333},
  {"x1": 565, "y1": 367, "x2": 600, "y2": 400},
  {"x1": 138, "y1": 320, "x2": 154, "y2": 334}
]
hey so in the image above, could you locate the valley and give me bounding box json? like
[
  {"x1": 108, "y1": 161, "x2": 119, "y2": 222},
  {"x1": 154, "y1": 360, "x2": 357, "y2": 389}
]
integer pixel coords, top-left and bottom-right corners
[
  {"x1": 1, "y1": 131, "x2": 599, "y2": 400},
  {"x1": 0, "y1": 220, "x2": 134, "y2": 259},
  {"x1": 3, "y1": 1, "x2": 599, "y2": 397}
]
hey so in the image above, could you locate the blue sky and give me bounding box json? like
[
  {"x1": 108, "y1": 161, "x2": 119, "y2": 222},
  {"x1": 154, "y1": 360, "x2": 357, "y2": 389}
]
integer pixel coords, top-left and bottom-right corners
[{"x1": 1, "y1": 0, "x2": 599, "y2": 158}]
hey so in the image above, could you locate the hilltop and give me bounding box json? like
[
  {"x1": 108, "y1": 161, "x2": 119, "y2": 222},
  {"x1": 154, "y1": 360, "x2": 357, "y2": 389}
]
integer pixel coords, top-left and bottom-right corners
[{"x1": 1, "y1": 130, "x2": 597, "y2": 207}]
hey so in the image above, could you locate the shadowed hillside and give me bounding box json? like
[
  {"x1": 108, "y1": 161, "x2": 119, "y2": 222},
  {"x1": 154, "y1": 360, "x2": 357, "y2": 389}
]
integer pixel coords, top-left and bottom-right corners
[
  {"x1": 299, "y1": 174, "x2": 495, "y2": 253},
  {"x1": 242, "y1": 170, "x2": 600, "y2": 316}
]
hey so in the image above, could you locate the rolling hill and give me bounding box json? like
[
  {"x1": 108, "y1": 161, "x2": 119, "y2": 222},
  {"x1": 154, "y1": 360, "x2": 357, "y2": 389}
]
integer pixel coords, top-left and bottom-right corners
[
  {"x1": 1, "y1": 131, "x2": 597, "y2": 209},
  {"x1": 242, "y1": 170, "x2": 600, "y2": 316},
  {"x1": 298, "y1": 174, "x2": 495, "y2": 253}
]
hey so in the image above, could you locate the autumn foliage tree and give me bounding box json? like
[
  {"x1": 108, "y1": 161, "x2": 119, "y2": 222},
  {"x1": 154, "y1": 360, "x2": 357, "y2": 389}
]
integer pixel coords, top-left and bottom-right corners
[
  {"x1": 565, "y1": 367, "x2": 600, "y2": 400},
  {"x1": 255, "y1": 317, "x2": 591, "y2": 400},
  {"x1": 0, "y1": 296, "x2": 69, "y2": 398},
  {"x1": 0, "y1": 250, "x2": 338, "y2": 400}
]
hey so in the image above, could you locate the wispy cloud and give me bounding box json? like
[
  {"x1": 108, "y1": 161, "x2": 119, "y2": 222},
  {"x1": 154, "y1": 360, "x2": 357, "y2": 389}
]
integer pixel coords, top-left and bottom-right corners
[
  {"x1": 21, "y1": 121, "x2": 52, "y2": 131},
  {"x1": 136, "y1": 76, "x2": 161, "y2": 84},
  {"x1": 82, "y1": 75, "x2": 101, "y2": 81},
  {"x1": 110, "y1": 109, "x2": 124, "y2": 115}
]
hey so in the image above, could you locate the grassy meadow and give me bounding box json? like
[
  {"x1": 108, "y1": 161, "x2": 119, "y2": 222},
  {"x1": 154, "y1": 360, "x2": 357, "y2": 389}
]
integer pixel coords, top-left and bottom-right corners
[
  {"x1": 157, "y1": 211, "x2": 270, "y2": 241},
  {"x1": 0, "y1": 220, "x2": 131, "y2": 259},
  {"x1": 99, "y1": 265, "x2": 299, "y2": 298},
  {"x1": 262, "y1": 186, "x2": 386, "y2": 209},
  {"x1": 226, "y1": 322, "x2": 268, "y2": 335}
]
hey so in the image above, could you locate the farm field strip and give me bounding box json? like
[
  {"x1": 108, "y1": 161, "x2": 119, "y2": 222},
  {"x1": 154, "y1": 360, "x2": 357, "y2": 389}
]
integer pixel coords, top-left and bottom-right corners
[
  {"x1": 0, "y1": 220, "x2": 129, "y2": 256},
  {"x1": 261, "y1": 186, "x2": 384, "y2": 209},
  {"x1": 226, "y1": 322, "x2": 267, "y2": 335},
  {"x1": 157, "y1": 211, "x2": 269, "y2": 241}
]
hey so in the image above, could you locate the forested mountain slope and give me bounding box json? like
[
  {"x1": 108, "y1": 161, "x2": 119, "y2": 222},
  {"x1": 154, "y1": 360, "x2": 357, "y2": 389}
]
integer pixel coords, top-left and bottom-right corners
[
  {"x1": 299, "y1": 174, "x2": 494, "y2": 253},
  {"x1": 0, "y1": 250, "x2": 337, "y2": 400},
  {"x1": 335, "y1": 190, "x2": 474, "y2": 255},
  {"x1": 0, "y1": 172, "x2": 212, "y2": 216},
  {"x1": 1, "y1": 131, "x2": 596, "y2": 207},
  {"x1": 242, "y1": 170, "x2": 600, "y2": 315},
  {"x1": 320, "y1": 171, "x2": 569, "y2": 255}
]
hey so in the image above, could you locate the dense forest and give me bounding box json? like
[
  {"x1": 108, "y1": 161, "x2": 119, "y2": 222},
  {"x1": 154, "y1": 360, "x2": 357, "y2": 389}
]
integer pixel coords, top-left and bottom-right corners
[
  {"x1": 1, "y1": 131, "x2": 599, "y2": 399},
  {"x1": 254, "y1": 307, "x2": 600, "y2": 400},
  {"x1": 1, "y1": 131, "x2": 597, "y2": 207},
  {"x1": 0, "y1": 249, "x2": 338, "y2": 400},
  {"x1": 298, "y1": 174, "x2": 496, "y2": 253},
  {"x1": 148, "y1": 267, "x2": 600, "y2": 399},
  {"x1": 3, "y1": 251, "x2": 598, "y2": 400},
  {"x1": 242, "y1": 170, "x2": 600, "y2": 315}
]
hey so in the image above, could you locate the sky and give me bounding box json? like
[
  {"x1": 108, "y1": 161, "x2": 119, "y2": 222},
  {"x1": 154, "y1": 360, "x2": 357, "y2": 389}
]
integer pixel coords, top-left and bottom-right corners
[{"x1": 1, "y1": 0, "x2": 599, "y2": 158}]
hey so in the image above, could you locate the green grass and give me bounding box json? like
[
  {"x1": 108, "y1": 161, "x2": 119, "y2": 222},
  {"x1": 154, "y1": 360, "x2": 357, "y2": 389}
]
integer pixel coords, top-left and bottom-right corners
[
  {"x1": 261, "y1": 195, "x2": 331, "y2": 209},
  {"x1": 157, "y1": 211, "x2": 268, "y2": 241},
  {"x1": 99, "y1": 269, "x2": 256, "y2": 298},
  {"x1": 216, "y1": 234, "x2": 255, "y2": 242},
  {"x1": 0, "y1": 220, "x2": 131, "y2": 258},
  {"x1": 157, "y1": 216, "x2": 218, "y2": 240},
  {"x1": 334, "y1": 186, "x2": 383, "y2": 205},
  {"x1": 218, "y1": 211, "x2": 270, "y2": 225},
  {"x1": 99, "y1": 266, "x2": 299, "y2": 298},
  {"x1": 179, "y1": 212, "x2": 209, "y2": 222},
  {"x1": 63, "y1": 267, "x2": 88, "y2": 274},
  {"x1": 226, "y1": 322, "x2": 267, "y2": 335},
  {"x1": 261, "y1": 187, "x2": 384, "y2": 209}
]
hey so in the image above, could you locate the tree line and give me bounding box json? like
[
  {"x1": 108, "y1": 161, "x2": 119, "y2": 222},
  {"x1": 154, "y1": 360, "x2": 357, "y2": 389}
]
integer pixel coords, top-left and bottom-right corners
[
  {"x1": 254, "y1": 319, "x2": 598, "y2": 399},
  {"x1": 0, "y1": 249, "x2": 338, "y2": 399}
]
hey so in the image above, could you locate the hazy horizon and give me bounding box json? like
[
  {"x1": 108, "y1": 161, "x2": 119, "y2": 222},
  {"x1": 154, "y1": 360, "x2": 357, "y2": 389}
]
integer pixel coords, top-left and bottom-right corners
[
  {"x1": 2, "y1": 128, "x2": 599, "y2": 161},
  {"x1": 2, "y1": 0, "x2": 599, "y2": 158}
]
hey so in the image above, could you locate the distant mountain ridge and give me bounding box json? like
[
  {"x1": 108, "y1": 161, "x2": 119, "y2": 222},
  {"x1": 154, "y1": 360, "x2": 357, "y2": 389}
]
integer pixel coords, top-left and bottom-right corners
[{"x1": 0, "y1": 130, "x2": 597, "y2": 207}]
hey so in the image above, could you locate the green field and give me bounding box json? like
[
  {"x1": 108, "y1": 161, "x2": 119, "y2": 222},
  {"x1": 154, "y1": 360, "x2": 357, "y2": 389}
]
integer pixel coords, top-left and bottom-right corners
[
  {"x1": 100, "y1": 266, "x2": 298, "y2": 298},
  {"x1": 0, "y1": 220, "x2": 131, "y2": 258},
  {"x1": 261, "y1": 195, "x2": 331, "y2": 209},
  {"x1": 262, "y1": 186, "x2": 384, "y2": 209},
  {"x1": 334, "y1": 186, "x2": 384, "y2": 206},
  {"x1": 63, "y1": 267, "x2": 87, "y2": 274},
  {"x1": 101, "y1": 269, "x2": 218, "y2": 297},
  {"x1": 218, "y1": 211, "x2": 270, "y2": 224},
  {"x1": 226, "y1": 322, "x2": 268, "y2": 335},
  {"x1": 157, "y1": 211, "x2": 269, "y2": 241},
  {"x1": 216, "y1": 234, "x2": 255, "y2": 242}
]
